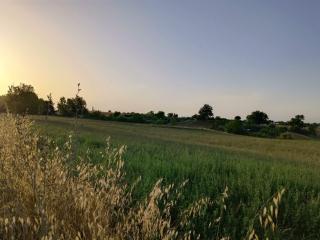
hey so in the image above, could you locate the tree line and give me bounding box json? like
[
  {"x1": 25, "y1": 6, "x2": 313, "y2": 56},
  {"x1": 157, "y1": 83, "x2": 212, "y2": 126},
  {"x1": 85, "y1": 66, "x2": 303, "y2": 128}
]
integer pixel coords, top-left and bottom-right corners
[{"x1": 0, "y1": 83, "x2": 318, "y2": 138}]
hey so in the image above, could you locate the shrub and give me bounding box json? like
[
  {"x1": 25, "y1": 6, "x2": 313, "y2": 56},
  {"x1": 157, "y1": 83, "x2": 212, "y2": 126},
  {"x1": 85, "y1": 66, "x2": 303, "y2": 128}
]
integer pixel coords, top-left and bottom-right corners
[{"x1": 225, "y1": 120, "x2": 244, "y2": 134}]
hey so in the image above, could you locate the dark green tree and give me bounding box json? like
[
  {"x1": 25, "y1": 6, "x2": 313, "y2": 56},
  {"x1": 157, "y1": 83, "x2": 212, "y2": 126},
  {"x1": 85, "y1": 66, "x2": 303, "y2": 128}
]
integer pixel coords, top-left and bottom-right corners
[
  {"x1": 225, "y1": 120, "x2": 244, "y2": 134},
  {"x1": 167, "y1": 113, "x2": 178, "y2": 119},
  {"x1": 57, "y1": 95, "x2": 88, "y2": 117},
  {"x1": 308, "y1": 123, "x2": 318, "y2": 136},
  {"x1": 113, "y1": 111, "x2": 121, "y2": 118},
  {"x1": 246, "y1": 111, "x2": 269, "y2": 125},
  {"x1": 155, "y1": 111, "x2": 166, "y2": 119},
  {"x1": 38, "y1": 94, "x2": 55, "y2": 115},
  {"x1": 57, "y1": 97, "x2": 69, "y2": 116},
  {"x1": 198, "y1": 104, "x2": 213, "y2": 120},
  {"x1": 289, "y1": 115, "x2": 305, "y2": 132},
  {"x1": 6, "y1": 83, "x2": 39, "y2": 114}
]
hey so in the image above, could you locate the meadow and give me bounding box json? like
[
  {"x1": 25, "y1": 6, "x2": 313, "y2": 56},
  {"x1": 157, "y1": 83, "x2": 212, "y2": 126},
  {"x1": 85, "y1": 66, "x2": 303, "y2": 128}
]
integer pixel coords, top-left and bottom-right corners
[{"x1": 31, "y1": 115, "x2": 320, "y2": 240}]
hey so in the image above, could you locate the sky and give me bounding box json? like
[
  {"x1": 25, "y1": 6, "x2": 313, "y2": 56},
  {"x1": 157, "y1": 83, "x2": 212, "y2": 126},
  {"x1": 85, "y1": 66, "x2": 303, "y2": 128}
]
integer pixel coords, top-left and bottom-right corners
[{"x1": 0, "y1": 0, "x2": 319, "y2": 122}]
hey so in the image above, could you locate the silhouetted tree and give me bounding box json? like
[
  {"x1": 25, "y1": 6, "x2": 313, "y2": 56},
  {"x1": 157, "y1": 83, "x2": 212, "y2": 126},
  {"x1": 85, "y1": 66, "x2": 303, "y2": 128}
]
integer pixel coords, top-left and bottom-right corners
[
  {"x1": 192, "y1": 114, "x2": 199, "y2": 119},
  {"x1": 155, "y1": 111, "x2": 166, "y2": 119},
  {"x1": 70, "y1": 96, "x2": 88, "y2": 117},
  {"x1": 57, "y1": 97, "x2": 69, "y2": 116},
  {"x1": 168, "y1": 113, "x2": 178, "y2": 119},
  {"x1": 234, "y1": 116, "x2": 241, "y2": 121},
  {"x1": 6, "y1": 83, "x2": 39, "y2": 114},
  {"x1": 246, "y1": 111, "x2": 269, "y2": 125},
  {"x1": 38, "y1": 94, "x2": 55, "y2": 115},
  {"x1": 57, "y1": 95, "x2": 88, "y2": 117},
  {"x1": 198, "y1": 104, "x2": 213, "y2": 120},
  {"x1": 113, "y1": 111, "x2": 121, "y2": 118},
  {"x1": 289, "y1": 115, "x2": 305, "y2": 132}
]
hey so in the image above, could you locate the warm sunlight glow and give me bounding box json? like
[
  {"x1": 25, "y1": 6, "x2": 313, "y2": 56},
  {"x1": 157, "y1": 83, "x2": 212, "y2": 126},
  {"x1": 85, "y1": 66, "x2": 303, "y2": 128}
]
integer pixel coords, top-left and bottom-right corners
[{"x1": 0, "y1": 58, "x2": 7, "y2": 94}]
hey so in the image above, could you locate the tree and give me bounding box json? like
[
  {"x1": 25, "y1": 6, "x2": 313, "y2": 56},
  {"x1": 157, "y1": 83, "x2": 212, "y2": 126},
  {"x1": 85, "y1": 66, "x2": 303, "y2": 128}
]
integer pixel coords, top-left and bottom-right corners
[
  {"x1": 70, "y1": 95, "x2": 88, "y2": 117},
  {"x1": 167, "y1": 113, "x2": 178, "y2": 119},
  {"x1": 198, "y1": 104, "x2": 213, "y2": 120},
  {"x1": 246, "y1": 111, "x2": 269, "y2": 125},
  {"x1": 155, "y1": 111, "x2": 165, "y2": 119},
  {"x1": 113, "y1": 111, "x2": 121, "y2": 118},
  {"x1": 46, "y1": 94, "x2": 55, "y2": 115},
  {"x1": 38, "y1": 94, "x2": 55, "y2": 115},
  {"x1": 57, "y1": 97, "x2": 69, "y2": 116},
  {"x1": 234, "y1": 116, "x2": 241, "y2": 121},
  {"x1": 57, "y1": 96, "x2": 88, "y2": 117},
  {"x1": 6, "y1": 83, "x2": 39, "y2": 114},
  {"x1": 289, "y1": 115, "x2": 305, "y2": 132}
]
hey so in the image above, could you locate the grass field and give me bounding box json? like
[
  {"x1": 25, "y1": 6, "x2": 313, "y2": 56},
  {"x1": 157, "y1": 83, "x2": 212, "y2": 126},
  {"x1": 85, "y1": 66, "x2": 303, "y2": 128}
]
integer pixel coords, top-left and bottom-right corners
[{"x1": 33, "y1": 116, "x2": 320, "y2": 239}]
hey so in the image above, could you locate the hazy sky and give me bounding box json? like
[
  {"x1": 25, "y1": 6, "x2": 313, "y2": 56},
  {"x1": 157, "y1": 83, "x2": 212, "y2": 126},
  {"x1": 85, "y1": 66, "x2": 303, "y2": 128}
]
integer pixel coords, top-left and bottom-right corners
[{"x1": 0, "y1": 0, "x2": 319, "y2": 121}]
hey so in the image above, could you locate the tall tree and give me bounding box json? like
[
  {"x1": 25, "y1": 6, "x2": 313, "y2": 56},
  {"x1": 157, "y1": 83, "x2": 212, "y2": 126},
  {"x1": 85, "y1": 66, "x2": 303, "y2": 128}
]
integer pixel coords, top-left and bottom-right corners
[{"x1": 198, "y1": 104, "x2": 214, "y2": 120}]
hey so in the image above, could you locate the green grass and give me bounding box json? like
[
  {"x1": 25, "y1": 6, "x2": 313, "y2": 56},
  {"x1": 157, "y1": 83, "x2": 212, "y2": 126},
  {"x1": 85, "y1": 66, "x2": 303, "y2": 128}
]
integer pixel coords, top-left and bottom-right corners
[{"x1": 33, "y1": 116, "x2": 320, "y2": 239}]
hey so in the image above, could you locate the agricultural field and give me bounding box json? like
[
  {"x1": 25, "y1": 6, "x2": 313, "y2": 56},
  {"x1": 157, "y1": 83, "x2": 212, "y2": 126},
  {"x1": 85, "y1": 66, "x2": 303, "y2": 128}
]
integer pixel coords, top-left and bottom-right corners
[{"x1": 32, "y1": 116, "x2": 320, "y2": 239}]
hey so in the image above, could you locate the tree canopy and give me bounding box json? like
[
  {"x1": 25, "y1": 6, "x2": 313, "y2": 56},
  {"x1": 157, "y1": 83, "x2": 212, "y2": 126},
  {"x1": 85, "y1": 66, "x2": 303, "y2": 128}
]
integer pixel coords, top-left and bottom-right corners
[
  {"x1": 289, "y1": 115, "x2": 305, "y2": 132},
  {"x1": 6, "y1": 84, "x2": 40, "y2": 114},
  {"x1": 198, "y1": 104, "x2": 214, "y2": 120},
  {"x1": 57, "y1": 96, "x2": 88, "y2": 117},
  {"x1": 246, "y1": 111, "x2": 269, "y2": 125}
]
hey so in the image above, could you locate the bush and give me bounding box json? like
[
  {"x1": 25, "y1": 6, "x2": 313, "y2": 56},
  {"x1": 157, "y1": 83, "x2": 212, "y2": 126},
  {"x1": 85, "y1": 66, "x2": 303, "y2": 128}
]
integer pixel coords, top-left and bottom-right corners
[
  {"x1": 257, "y1": 125, "x2": 286, "y2": 138},
  {"x1": 225, "y1": 120, "x2": 244, "y2": 134}
]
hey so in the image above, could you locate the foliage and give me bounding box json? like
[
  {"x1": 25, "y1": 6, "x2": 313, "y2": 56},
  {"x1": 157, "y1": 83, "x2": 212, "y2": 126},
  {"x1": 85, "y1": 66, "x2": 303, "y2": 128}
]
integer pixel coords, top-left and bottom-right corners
[
  {"x1": 308, "y1": 123, "x2": 318, "y2": 136},
  {"x1": 288, "y1": 115, "x2": 305, "y2": 133},
  {"x1": 38, "y1": 94, "x2": 55, "y2": 116},
  {"x1": 246, "y1": 111, "x2": 269, "y2": 125},
  {"x1": 1, "y1": 83, "x2": 318, "y2": 139},
  {"x1": 5, "y1": 83, "x2": 40, "y2": 114},
  {"x1": 57, "y1": 95, "x2": 88, "y2": 117},
  {"x1": 155, "y1": 111, "x2": 166, "y2": 119},
  {"x1": 254, "y1": 124, "x2": 287, "y2": 138},
  {"x1": 225, "y1": 119, "x2": 244, "y2": 134},
  {"x1": 198, "y1": 104, "x2": 214, "y2": 120},
  {"x1": 168, "y1": 113, "x2": 178, "y2": 119}
]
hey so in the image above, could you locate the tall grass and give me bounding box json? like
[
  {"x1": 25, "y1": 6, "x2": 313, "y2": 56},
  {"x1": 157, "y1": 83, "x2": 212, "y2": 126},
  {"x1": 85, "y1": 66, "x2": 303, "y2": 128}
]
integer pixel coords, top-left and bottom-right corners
[
  {"x1": 0, "y1": 115, "x2": 286, "y2": 239},
  {"x1": 33, "y1": 116, "x2": 320, "y2": 239}
]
